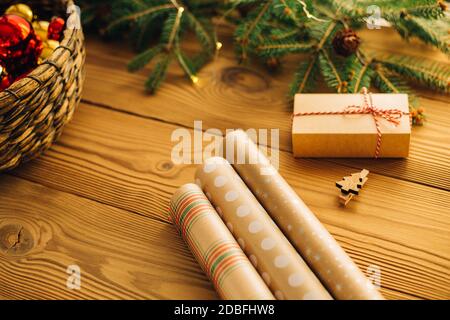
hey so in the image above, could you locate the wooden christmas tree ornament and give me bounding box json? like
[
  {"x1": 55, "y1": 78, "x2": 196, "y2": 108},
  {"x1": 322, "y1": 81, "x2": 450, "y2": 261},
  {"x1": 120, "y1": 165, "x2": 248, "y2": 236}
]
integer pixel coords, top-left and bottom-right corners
[{"x1": 336, "y1": 169, "x2": 369, "y2": 206}]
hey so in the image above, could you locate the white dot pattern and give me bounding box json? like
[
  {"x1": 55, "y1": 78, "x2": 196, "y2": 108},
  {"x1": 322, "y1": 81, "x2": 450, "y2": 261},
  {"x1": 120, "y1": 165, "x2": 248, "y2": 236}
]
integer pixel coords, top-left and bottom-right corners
[
  {"x1": 196, "y1": 155, "x2": 334, "y2": 300},
  {"x1": 288, "y1": 273, "x2": 304, "y2": 287},
  {"x1": 236, "y1": 205, "x2": 250, "y2": 217},
  {"x1": 204, "y1": 132, "x2": 384, "y2": 300},
  {"x1": 248, "y1": 221, "x2": 263, "y2": 234},
  {"x1": 225, "y1": 190, "x2": 238, "y2": 202},
  {"x1": 214, "y1": 176, "x2": 227, "y2": 187},
  {"x1": 261, "y1": 238, "x2": 276, "y2": 250},
  {"x1": 274, "y1": 255, "x2": 289, "y2": 268},
  {"x1": 203, "y1": 162, "x2": 216, "y2": 173}
]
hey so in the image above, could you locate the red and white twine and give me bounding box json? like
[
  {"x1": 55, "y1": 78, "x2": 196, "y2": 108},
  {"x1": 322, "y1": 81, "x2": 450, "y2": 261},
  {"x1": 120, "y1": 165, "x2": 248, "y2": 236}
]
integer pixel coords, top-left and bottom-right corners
[{"x1": 292, "y1": 87, "x2": 411, "y2": 158}]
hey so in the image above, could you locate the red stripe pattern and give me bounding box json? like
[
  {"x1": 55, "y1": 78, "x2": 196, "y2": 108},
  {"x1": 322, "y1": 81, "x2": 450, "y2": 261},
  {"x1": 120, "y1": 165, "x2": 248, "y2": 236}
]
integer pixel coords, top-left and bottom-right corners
[{"x1": 169, "y1": 187, "x2": 258, "y2": 298}]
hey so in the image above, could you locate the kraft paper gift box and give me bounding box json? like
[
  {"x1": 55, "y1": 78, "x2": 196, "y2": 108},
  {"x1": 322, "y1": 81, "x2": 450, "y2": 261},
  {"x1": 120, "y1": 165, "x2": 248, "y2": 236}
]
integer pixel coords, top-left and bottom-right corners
[{"x1": 292, "y1": 93, "x2": 411, "y2": 158}]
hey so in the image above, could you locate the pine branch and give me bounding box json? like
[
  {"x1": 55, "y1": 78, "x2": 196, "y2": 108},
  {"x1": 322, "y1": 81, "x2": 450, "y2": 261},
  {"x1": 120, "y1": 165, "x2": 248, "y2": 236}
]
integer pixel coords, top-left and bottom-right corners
[
  {"x1": 344, "y1": 54, "x2": 374, "y2": 93},
  {"x1": 145, "y1": 54, "x2": 172, "y2": 93},
  {"x1": 290, "y1": 20, "x2": 344, "y2": 94},
  {"x1": 234, "y1": 1, "x2": 271, "y2": 61},
  {"x1": 107, "y1": 3, "x2": 175, "y2": 33},
  {"x1": 319, "y1": 49, "x2": 344, "y2": 92},
  {"x1": 176, "y1": 49, "x2": 196, "y2": 80},
  {"x1": 185, "y1": 11, "x2": 215, "y2": 52},
  {"x1": 256, "y1": 41, "x2": 315, "y2": 58},
  {"x1": 289, "y1": 55, "x2": 320, "y2": 95},
  {"x1": 272, "y1": 0, "x2": 303, "y2": 26},
  {"x1": 402, "y1": 2, "x2": 446, "y2": 19},
  {"x1": 309, "y1": 20, "x2": 340, "y2": 49},
  {"x1": 390, "y1": 15, "x2": 450, "y2": 55},
  {"x1": 326, "y1": 0, "x2": 444, "y2": 19},
  {"x1": 161, "y1": 9, "x2": 184, "y2": 51},
  {"x1": 227, "y1": 0, "x2": 260, "y2": 4},
  {"x1": 81, "y1": 0, "x2": 450, "y2": 97},
  {"x1": 128, "y1": 46, "x2": 163, "y2": 72},
  {"x1": 372, "y1": 66, "x2": 412, "y2": 94},
  {"x1": 378, "y1": 54, "x2": 450, "y2": 93},
  {"x1": 104, "y1": 1, "x2": 215, "y2": 93},
  {"x1": 269, "y1": 28, "x2": 302, "y2": 41}
]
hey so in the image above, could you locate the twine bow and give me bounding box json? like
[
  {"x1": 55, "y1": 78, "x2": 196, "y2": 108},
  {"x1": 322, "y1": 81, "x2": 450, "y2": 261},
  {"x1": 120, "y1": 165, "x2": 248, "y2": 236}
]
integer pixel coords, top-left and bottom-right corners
[{"x1": 293, "y1": 87, "x2": 410, "y2": 158}]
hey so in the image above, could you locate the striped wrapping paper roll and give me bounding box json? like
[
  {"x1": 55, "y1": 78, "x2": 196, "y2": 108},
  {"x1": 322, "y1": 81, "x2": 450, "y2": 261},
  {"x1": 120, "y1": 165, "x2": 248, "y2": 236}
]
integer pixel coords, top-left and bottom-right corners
[
  {"x1": 224, "y1": 130, "x2": 384, "y2": 300},
  {"x1": 196, "y1": 158, "x2": 332, "y2": 300},
  {"x1": 169, "y1": 183, "x2": 275, "y2": 300}
]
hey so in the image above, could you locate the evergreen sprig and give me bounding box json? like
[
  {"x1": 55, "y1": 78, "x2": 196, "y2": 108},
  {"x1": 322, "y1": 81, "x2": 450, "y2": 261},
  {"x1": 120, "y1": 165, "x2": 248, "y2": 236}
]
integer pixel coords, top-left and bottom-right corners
[
  {"x1": 289, "y1": 56, "x2": 320, "y2": 95},
  {"x1": 378, "y1": 53, "x2": 450, "y2": 92},
  {"x1": 80, "y1": 0, "x2": 450, "y2": 100},
  {"x1": 88, "y1": 0, "x2": 217, "y2": 93}
]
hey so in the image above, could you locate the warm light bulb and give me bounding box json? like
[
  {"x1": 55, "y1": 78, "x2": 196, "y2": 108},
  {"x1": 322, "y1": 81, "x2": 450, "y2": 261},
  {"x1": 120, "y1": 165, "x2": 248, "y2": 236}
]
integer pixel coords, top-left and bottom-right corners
[{"x1": 191, "y1": 75, "x2": 199, "y2": 84}]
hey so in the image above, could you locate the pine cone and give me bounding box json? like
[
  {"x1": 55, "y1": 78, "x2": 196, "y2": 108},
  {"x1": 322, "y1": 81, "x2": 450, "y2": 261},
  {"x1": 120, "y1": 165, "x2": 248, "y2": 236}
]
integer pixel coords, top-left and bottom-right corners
[
  {"x1": 332, "y1": 29, "x2": 361, "y2": 57},
  {"x1": 266, "y1": 57, "x2": 280, "y2": 69}
]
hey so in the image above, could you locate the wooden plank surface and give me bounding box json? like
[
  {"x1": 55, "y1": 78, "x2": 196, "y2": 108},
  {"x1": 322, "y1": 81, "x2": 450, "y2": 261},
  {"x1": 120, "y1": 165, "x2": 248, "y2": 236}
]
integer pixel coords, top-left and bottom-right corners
[
  {"x1": 1, "y1": 27, "x2": 449, "y2": 300},
  {"x1": 0, "y1": 175, "x2": 216, "y2": 300},
  {"x1": 3, "y1": 103, "x2": 449, "y2": 300},
  {"x1": 81, "y1": 30, "x2": 450, "y2": 190}
]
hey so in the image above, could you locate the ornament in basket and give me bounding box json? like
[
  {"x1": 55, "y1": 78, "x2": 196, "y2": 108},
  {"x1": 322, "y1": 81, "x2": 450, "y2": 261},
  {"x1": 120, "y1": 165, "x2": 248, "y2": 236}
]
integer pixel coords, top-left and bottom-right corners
[{"x1": 0, "y1": 0, "x2": 85, "y2": 172}]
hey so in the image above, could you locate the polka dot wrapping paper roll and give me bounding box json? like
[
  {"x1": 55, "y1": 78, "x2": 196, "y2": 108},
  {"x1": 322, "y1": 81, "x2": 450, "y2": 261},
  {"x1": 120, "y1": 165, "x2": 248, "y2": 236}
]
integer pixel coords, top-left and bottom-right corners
[
  {"x1": 169, "y1": 183, "x2": 274, "y2": 300},
  {"x1": 224, "y1": 130, "x2": 384, "y2": 300},
  {"x1": 195, "y1": 158, "x2": 332, "y2": 300}
]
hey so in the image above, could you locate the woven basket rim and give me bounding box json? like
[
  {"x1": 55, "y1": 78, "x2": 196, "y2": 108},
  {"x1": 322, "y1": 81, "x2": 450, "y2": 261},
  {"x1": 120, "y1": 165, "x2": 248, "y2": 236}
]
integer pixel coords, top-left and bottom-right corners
[{"x1": 0, "y1": 0, "x2": 79, "y2": 106}]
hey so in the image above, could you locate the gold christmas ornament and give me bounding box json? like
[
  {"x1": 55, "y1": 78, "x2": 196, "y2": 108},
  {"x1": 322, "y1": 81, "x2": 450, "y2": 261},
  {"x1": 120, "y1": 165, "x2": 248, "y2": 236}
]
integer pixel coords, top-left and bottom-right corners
[
  {"x1": 33, "y1": 20, "x2": 50, "y2": 41},
  {"x1": 5, "y1": 3, "x2": 34, "y2": 22},
  {"x1": 40, "y1": 39, "x2": 60, "y2": 60}
]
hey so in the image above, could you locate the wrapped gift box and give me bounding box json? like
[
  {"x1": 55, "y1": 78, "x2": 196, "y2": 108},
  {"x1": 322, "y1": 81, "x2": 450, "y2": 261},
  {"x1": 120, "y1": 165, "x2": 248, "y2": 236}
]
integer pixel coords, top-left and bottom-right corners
[{"x1": 292, "y1": 93, "x2": 411, "y2": 158}]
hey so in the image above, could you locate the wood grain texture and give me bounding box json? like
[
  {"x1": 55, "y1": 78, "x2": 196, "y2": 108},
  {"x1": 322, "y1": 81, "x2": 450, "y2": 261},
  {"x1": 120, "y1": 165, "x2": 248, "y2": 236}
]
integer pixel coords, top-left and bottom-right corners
[
  {"x1": 1, "y1": 28, "x2": 449, "y2": 300},
  {"x1": 5, "y1": 103, "x2": 449, "y2": 300},
  {"x1": 81, "y1": 30, "x2": 450, "y2": 190},
  {"x1": 0, "y1": 175, "x2": 217, "y2": 300}
]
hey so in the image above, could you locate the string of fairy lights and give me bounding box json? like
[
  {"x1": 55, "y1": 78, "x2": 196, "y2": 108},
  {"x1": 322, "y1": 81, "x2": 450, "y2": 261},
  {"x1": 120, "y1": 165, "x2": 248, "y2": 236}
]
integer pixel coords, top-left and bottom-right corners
[
  {"x1": 167, "y1": 0, "x2": 223, "y2": 85},
  {"x1": 166, "y1": 0, "x2": 324, "y2": 86}
]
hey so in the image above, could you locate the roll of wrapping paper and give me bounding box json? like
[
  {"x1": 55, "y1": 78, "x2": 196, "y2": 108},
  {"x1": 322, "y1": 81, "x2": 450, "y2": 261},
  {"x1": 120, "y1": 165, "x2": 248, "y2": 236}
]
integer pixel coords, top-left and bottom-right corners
[
  {"x1": 169, "y1": 183, "x2": 275, "y2": 300},
  {"x1": 224, "y1": 130, "x2": 384, "y2": 300},
  {"x1": 195, "y1": 158, "x2": 332, "y2": 300}
]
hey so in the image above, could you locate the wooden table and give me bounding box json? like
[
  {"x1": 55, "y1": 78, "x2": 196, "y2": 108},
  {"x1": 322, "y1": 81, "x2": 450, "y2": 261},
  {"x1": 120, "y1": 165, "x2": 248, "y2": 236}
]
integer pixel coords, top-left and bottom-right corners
[{"x1": 0, "y1": 28, "x2": 449, "y2": 300}]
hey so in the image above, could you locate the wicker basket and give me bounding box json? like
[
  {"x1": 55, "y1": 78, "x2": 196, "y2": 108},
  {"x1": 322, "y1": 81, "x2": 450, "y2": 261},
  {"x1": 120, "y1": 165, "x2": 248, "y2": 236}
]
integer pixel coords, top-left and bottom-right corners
[{"x1": 0, "y1": 0, "x2": 85, "y2": 171}]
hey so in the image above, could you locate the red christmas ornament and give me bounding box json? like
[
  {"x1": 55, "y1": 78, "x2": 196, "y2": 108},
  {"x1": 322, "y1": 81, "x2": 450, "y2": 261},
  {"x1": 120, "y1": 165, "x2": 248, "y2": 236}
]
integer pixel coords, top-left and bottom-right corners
[
  {"x1": 10, "y1": 33, "x2": 43, "y2": 76},
  {"x1": 0, "y1": 13, "x2": 43, "y2": 86},
  {"x1": 48, "y1": 17, "x2": 65, "y2": 41},
  {"x1": 0, "y1": 14, "x2": 31, "y2": 59}
]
